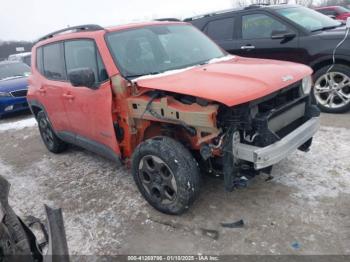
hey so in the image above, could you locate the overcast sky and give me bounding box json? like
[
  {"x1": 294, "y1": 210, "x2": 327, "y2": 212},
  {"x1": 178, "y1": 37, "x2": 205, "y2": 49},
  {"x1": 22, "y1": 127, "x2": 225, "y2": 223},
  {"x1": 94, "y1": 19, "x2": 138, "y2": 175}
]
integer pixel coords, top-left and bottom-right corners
[{"x1": 0, "y1": 0, "x2": 235, "y2": 41}]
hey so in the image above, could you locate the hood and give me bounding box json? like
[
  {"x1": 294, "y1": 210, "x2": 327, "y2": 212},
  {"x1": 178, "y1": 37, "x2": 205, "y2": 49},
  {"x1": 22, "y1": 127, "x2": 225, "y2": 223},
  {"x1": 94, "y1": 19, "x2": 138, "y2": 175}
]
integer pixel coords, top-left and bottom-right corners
[
  {"x1": 134, "y1": 56, "x2": 312, "y2": 107},
  {"x1": 318, "y1": 25, "x2": 350, "y2": 40},
  {"x1": 0, "y1": 77, "x2": 28, "y2": 93}
]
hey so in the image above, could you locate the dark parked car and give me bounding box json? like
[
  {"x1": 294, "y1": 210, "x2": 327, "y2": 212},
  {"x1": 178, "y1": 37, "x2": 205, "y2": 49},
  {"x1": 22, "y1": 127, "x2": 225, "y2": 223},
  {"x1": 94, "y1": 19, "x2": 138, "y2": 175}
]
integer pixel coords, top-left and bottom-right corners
[
  {"x1": 0, "y1": 61, "x2": 30, "y2": 118},
  {"x1": 186, "y1": 4, "x2": 350, "y2": 113},
  {"x1": 315, "y1": 6, "x2": 350, "y2": 21}
]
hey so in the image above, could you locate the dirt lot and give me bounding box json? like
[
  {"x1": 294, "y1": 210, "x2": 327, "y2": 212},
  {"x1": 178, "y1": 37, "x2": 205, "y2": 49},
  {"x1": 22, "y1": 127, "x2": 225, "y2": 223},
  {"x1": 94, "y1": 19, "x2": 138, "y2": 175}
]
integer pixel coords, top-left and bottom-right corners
[{"x1": 0, "y1": 111, "x2": 349, "y2": 255}]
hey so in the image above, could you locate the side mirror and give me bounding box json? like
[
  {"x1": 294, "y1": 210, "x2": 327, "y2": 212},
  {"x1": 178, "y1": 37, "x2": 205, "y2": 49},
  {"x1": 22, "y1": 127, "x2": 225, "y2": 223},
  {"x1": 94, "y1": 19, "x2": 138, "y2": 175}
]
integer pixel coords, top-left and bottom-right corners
[
  {"x1": 271, "y1": 31, "x2": 296, "y2": 40},
  {"x1": 68, "y1": 68, "x2": 96, "y2": 89},
  {"x1": 328, "y1": 15, "x2": 336, "y2": 19}
]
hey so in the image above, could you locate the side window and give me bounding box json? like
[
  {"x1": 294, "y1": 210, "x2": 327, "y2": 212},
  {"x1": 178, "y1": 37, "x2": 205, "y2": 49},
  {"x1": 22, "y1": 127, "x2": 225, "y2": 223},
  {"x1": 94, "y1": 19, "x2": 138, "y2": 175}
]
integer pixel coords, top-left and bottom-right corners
[
  {"x1": 206, "y1": 17, "x2": 234, "y2": 41},
  {"x1": 323, "y1": 10, "x2": 337, "y2": 16},
  {"x1": 42, "y1": 43, "x2": 66, "y2": 80},
  {"x1": 242, "y1": 14, "x2": 288, "y2": 40},
  {"x1": 64, "y1": 40, "x2": 108, "y2": 84},
  {"x1": 318, "y1": 9, "x2": 328, "y2": 15},
  {"x1": 36, "y1": 47, "x2": 44, "y2": 74}
]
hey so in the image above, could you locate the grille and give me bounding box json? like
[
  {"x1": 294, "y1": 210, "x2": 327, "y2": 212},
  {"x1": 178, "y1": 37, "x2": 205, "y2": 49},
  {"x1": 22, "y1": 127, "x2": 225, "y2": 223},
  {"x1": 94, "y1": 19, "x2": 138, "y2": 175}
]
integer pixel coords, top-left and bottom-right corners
[
  {"x1": 10, "y1": 89, "x2": 28, "y2": 97},
  {"x1": 250, "y1": 82, "x2": 307, "y2": 146},
  {"x1": 253, "y1": 81, "x2": 301, "y2": 114}
]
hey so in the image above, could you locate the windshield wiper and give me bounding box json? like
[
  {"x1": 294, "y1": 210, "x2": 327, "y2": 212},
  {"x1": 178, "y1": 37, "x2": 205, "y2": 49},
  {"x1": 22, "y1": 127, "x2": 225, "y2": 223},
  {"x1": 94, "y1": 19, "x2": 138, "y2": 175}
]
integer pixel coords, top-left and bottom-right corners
[{"x1": 311, "y1": 24, "x2": 342, "y2": 32}]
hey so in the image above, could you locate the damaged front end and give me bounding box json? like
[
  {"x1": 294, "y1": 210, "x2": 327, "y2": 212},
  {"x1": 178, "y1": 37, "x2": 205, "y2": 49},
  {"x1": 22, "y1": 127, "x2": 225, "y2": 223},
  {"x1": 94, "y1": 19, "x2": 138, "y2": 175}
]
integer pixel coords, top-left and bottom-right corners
[
  {"x1": 113, "y1": 75, "x2": 319, "y2": 193},
  {"x1": 216, "y1": 81, "x2": 320, "y2": 191}
]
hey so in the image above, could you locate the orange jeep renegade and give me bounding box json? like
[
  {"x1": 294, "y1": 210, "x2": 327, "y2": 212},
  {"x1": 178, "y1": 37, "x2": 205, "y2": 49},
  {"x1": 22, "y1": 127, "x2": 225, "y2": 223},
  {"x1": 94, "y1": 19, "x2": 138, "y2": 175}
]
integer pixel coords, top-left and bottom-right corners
[{"x1": 28, "y1": 22, "x2": 320, "y2": 214}]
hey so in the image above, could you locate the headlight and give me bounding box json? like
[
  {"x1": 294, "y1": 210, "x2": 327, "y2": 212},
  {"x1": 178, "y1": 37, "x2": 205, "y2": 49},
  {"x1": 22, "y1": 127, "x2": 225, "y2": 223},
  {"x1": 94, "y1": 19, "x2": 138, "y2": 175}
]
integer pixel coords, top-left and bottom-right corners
[
  {"x1": 0, "y1": 92, "x2": 11, "y2": 97},
  {"x1": 301, "y1": 75, "x2": 312, "y2": 95}
]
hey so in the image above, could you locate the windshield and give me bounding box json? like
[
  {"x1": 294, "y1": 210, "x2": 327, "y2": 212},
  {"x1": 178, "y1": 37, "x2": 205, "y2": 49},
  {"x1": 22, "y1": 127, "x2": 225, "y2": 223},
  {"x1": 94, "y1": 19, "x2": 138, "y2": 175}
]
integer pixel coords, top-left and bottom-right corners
[
  {"x1": 0, "y1": 62, "x2": 31, "y2": 81},
  {"x1": 106, "y1": 24, "x2": 226, "y2": 78},
  {"x1": 276, "y1": 6, "x2": 342, "y2": 32}
]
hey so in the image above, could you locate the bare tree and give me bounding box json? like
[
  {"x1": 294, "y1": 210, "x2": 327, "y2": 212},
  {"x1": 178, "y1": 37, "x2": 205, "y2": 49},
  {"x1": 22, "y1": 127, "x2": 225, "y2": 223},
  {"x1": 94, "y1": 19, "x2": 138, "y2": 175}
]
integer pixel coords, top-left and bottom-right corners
[
  {"x1": 0, "y1": 41, "x2": 33, "y2": 61},
  {"x1": 318, "y1": 0, "x2": 350, "y2": 7},
  {"x1": 233, "y1": 0, "x2": 290, "y2": 7},
  {"x1": 233, "y1": 0, "x2": 315, "y2": 7},
  {"x1": 295, "y1": 0, "x2": 314, "y2": 7}
]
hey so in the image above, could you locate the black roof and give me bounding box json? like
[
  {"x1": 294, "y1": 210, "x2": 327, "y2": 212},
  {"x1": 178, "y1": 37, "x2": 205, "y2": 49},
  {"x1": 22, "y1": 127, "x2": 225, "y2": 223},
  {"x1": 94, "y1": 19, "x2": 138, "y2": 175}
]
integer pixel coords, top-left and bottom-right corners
[{"x1": 184, "y1": 4, "x2": 299, "y2": 21}]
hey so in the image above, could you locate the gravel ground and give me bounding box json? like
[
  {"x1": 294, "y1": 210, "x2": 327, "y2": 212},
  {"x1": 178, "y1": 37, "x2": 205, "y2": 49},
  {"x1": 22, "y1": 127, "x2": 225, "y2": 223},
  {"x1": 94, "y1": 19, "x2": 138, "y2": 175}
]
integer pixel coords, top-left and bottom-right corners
[{"x1": 0, "y1": 110, "x2": 349, "y2": 255}]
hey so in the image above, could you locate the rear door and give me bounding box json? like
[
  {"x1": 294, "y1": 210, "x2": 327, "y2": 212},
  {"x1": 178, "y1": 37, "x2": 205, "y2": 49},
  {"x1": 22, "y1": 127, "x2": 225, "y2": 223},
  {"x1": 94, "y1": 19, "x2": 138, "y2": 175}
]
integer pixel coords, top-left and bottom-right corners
[
  {"x1": 234, "y1": 12, "x2": 303, "y2": 63},
  {"x1": 37, "y1": 43, "x2": 71, "y2": 132},
  {"x1": 62, "y1": 39, "x2": 119, "y2": 155}
]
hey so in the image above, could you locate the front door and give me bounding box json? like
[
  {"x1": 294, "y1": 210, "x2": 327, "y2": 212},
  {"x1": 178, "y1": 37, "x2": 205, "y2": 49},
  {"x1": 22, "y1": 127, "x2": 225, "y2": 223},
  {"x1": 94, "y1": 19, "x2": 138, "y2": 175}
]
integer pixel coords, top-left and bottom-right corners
[
  {"x1": 62, "y1": 39, "x2": 120, "y2": 156},
  {"x1": 234, "y1": 12, "x2": 304, "y2": 64}
]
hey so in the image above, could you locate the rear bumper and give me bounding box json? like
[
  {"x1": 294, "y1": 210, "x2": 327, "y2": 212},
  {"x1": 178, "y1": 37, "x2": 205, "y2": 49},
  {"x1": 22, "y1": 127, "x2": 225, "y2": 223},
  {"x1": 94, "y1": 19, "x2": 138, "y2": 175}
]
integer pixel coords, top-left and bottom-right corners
[
  {"x1": 234, "y1": 117, "x2": 320, "y2": 170},
  {"x1": 0, "y1": 97, "x2": 28, "y2": 115}
]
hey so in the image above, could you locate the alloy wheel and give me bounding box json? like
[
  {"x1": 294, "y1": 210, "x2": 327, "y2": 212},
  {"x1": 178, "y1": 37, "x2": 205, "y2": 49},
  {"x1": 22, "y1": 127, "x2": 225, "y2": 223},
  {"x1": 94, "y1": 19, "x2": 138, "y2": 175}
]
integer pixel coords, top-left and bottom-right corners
[
  {"x1": 138, "y1": 155, "x2": 177, "y2": 204},
  {"x1": 314, "y1": 71, "x2": 350, "y2": 109},
  {"x1": 39, "y1": 117, "x2": 54, "y2": 148}
]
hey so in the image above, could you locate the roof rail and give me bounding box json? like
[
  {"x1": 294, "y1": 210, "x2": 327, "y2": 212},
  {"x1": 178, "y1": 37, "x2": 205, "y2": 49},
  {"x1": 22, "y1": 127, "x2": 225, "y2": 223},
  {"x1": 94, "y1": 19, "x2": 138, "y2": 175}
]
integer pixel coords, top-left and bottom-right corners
[
  {"x1": 184, "y1": 8, "x2": 240, "y2": 21},
  {"x1": 154, "y1": 18, "x2": 181, "y2": 22},
  {"x1": 36, "y1": 24, "x2": 104, "y2": 43}
]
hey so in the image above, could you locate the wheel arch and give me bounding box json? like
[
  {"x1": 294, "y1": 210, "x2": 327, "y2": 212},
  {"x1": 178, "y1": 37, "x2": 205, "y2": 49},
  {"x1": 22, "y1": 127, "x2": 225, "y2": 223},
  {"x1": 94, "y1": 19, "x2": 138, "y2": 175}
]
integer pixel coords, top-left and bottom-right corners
[
  {"x1": 30, "y1": 105, "x2": 42, "y2": 119},
  {"x1": 27, "y1": 99, "x2": 45, "y2": 119},
  {"x1": 311, "y1": 57, "x2": 350, "y2": 74}
]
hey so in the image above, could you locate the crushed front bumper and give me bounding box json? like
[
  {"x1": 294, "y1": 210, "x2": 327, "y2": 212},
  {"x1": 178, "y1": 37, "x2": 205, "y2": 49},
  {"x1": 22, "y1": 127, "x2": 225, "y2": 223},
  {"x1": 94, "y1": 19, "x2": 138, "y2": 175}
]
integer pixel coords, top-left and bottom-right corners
[{"x1": 234, "y1": 117, "x2": 320, "y2": 170}]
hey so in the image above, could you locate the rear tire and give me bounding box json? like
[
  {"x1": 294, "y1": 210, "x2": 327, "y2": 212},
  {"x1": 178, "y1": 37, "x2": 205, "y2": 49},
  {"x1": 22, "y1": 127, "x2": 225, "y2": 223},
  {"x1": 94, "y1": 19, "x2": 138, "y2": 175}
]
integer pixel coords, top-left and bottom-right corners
[
  {"x1": 37, "y1": 111, "x2": 67, "y2": 153},
  {"x1": 312, "y1": 64, "x2": 350, "y2": 113},
  {"x1": 131, "y1": 136, "x2": 200, "y2": 215}
]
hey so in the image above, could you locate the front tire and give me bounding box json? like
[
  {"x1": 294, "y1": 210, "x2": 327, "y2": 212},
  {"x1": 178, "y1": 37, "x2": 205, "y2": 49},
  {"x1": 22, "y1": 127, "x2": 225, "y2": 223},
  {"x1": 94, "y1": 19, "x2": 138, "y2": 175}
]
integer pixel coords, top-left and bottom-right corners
[
  {"x1": 37, "y1": 111, "x2": 67, "y2": 153},
  {"x1": 131, "y1": 136, "x2": 200, "y2": 215},
  {"x1": 312, "y1": 64, "x2": 350, "y2": 113}
]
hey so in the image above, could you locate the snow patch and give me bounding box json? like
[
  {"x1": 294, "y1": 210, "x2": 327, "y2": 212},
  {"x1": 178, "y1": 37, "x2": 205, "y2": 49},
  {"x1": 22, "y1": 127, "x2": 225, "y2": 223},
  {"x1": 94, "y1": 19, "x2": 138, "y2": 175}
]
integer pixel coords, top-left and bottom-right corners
[
  {"x1": 0, "y1": 158, "x2": 13, "y2": 176},
  {"x1": 132, "y1": 55, "x2": 234, "y2": 82},
  {"x1": 132, "y1": 65, "x2": 198, "y2": 82},
  {"x1": 274, "y1": 126, "x2": 350, "y2": 203},
  {"x1": 207, "y1": 55, "x2": 234, "y2": 64},
  {"x1": 0, "y1": 117, "x2": 37, "y2": 132}
]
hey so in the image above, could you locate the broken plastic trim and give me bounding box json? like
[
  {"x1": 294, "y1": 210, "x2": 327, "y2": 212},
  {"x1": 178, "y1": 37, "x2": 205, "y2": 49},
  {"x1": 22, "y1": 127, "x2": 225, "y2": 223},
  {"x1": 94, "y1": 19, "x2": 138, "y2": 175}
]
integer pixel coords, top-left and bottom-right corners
[{"x1": 220, "y1": 219, "x2": 245, "y2": 228}]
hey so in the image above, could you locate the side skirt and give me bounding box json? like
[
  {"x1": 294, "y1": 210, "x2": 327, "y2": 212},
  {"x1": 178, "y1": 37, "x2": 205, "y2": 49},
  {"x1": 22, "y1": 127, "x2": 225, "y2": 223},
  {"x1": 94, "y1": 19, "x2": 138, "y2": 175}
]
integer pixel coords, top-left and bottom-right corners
[{"x1": 57, "y1": 131, "x2": 122, "y2": 166}]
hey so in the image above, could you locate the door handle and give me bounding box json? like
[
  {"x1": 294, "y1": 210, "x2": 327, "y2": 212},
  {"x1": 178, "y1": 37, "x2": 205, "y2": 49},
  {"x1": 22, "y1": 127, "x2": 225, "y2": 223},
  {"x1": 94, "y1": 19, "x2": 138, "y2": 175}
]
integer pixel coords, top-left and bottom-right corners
[
  {"x1": 240, "y1": 45, "x2": 255, "y2": 50},
  {"x1": 62, "y1": 93, "x2": 75, "y2": 100}
]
